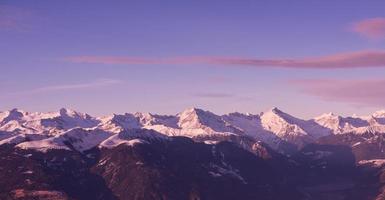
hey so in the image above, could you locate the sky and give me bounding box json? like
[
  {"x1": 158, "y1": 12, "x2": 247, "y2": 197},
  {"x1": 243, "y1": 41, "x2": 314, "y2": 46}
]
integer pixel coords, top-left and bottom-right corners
[{"x1": 1, "y1": 0, "x2": 385, "y2": 118}]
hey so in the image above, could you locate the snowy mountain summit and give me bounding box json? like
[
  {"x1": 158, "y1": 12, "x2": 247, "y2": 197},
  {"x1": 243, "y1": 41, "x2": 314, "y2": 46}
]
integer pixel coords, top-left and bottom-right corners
[{"x1": 1, "y1": 107, "x2": 385, "y2": 153}]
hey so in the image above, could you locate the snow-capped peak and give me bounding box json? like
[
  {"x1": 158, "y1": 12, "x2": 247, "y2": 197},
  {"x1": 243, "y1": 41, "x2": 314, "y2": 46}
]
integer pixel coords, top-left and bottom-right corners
[
  {"x1": 2, "y1": 108, "x2": 25, "y2": 121},
  {"x1": 177, "y1": 107, "x2": 226, "y2": 130},
  {"x1": 315, "y1": 112, "x2": 337, "y2": 119},
  {"x1": 98, "y1": 113, "x2": 140, "y2": 133},
  {"x1": 372, "y1": 110, "x2": 385, "y2": 118},
  {"x1": 260, "y1": 108, "x2": 308, "y2": 137},
  {"x1": 313, "y1": 112, "x2": 341, "y2": 132},
  {"x1": 313, "y1": 112, "x2": 376, "y2": 134},
  {"x1": 59, "y1": 107, "x2": 75, "y2": 116},
  {"x1": 59, "y1": 108, "x2": 91, "y2": 119},
  {"x1": 177, "y1": 107, "x2": 205, "y2": 129},
  {"x1": 38, "y1": 108, "x2": 99, "y2": 131},
  {"x1": 2, "y1": 107, "x2": 385, "y2": 153}
]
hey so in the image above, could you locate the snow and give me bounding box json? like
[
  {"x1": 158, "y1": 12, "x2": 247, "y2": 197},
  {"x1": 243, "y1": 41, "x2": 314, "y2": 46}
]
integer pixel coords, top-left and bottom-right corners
[
  {"x1": 314, "y1": 111, "x2": 385, "y2": 135},
  {"x1": 372, "y1": 110, "x2": 385, "y2": 118},
  {"x1": 17, "y1": 138, "x2": 71, "y2": 152},
  {"x1": 59, "y1": 128, "x2": 112, "y2": 151},
  {"x1": 22, "y1": 170, "x2": 34, "y2": 174},
  {"x1": 358, "y1": 159, "x2": 385, "y2": 168},
  {"x1": 41, "y1": 108, "x2": 100, "y2": 130},
  {"x1": 99, "y1": 128, "x2": 167, "y2": 149},
  {"x1": 260, "y1": 108, "x2": 308, "y2": 137},
  {"x1": 2, "y1": 107, "x2": 385, "y2": 152},
  {"x1": 175, "y1": 108, "x2": 242, "y2": 137},
  {"x1": 222, "y1": 112, "x2": 264, "y2": 137},
  {"x1": 16, "y1": 128, "x2": 112, "y2": 152},
  {"x1": 0, "y1": 134, "x2": 47, "y2": 146},
  {"x1": 97, "y1": 113, "x2": 140, "y2": 133},
  {"x1": 136, "y1": 112, "x2": 178, "y2": 128},
  {"x1": 352, "y1": 142, "x2": 361, "y2": 147},
  {"x1": 99, "y1": 137, "x2": 148, "y2": 149},
  {"x1": 204, "y1": 140, "x2": 220, "y2": 145},
  {"x1": 0, "y1": 111, "x2": 9, "y2": 122}
]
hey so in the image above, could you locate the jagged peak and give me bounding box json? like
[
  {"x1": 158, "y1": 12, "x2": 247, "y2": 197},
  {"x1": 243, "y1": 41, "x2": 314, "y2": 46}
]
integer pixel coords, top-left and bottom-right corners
[
  {"x1": 178, "y1": 107, "x2": 212, "y2": 121},
  {"x1": 177, "y1": 107, "x2": 227, "y2": 130},
  {"x1": 2, "y1": 108, "x2": 25, "y2": 120},
  {"x1": 245, "y1": 112, "x2": 254, "y2": 116},
  {"x1": 59, "y1": 108, "x2": 77, "y2": 116},
  {"x1": 260, "y1": 107, "x2": 286, "y2": 116},
  {"x1": 315, "y1": 112, "x2": 339, "y2": 119},
  {"x1": 262, "y1": 107, "x2": 295, "y2": 119},
  {"x1": 134, "y1": 112, "x2": 153, "y2": 118},
  {"x1": 179, "y1": 107, "x2": 205, "y2": 115},
  {"x1": 9, "y1": 108, "x2": 27, "y2": 116},
  {"x1": 224, "y1": 112, "x2": 259, "y2": 119},
  {"x1": 107, "y1": 113, "x2": 135, "y2": 120},
  {"x1": 58, "y1": 108, "x2": 91, "y2": 119},
  {"x1": 225, "y1": 112, "x2": 245, "y2": 117},
  {"x1": 372, "y1": 110, "x2": 385, "y2": 118}
]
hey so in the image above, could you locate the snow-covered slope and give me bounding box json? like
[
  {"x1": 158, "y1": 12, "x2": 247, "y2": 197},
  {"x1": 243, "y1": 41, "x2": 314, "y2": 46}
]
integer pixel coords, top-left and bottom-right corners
[
  {"x1": 97, "y1": 113, "x2": 140, "y2": 133},
  {"x1": 314, "y1": 111, "x2": 385, "y2": 135},
  {"x1": 258, "y1": 108, "x2": 329, "y2": 147},
  {"x1": 1, "y1": 107, "x2": 385, "y2": 152},
  {"x1": 175, "y1": 108, "x2": 242, "y2": 137},
  {"x1": 221, "y1": 112, "x2": 287, "y2": 149},
  {"x1": 16, "y1": 128, "x2": 112, "y2": 152},
  {"x1": 99, "y1": 128, "x2": 168, "y2": 149},
  {"x1": 40, "y1": 108, "x2": 100, "y2": 130},
  {"x1": 0, "y1": 108, "x2": 100, "y2": 135}
]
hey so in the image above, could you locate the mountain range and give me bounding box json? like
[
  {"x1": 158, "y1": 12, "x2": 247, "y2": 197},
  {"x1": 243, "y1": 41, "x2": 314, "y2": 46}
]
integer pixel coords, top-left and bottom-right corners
[
  {"x1": 2, "y1": 107, "x2": 385, "y2": 199},
  {"x1": 2, "y1": 107, "x2": 385, "y2": 153}
]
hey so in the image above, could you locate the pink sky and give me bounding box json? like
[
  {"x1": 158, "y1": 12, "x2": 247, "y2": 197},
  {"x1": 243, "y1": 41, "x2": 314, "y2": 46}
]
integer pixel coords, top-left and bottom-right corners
[
  {"x1": 352, "y1": 17, "x2": 385, "y2": 39},
  {"x1": 2, "y1": 1, "x2": 385, "y2": 118}
]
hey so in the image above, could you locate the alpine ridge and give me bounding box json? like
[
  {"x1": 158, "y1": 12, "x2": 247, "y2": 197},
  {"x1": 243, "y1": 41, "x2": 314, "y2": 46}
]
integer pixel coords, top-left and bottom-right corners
[
  {"x1": 2, "y1": 107, "x2": 385, "y2": 153},
  {"x1": 2, "y1": 107, "x2": 385, "y2": 199}
]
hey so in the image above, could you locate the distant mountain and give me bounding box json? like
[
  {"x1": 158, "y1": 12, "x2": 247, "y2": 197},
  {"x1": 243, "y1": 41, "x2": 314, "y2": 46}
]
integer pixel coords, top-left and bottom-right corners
[
  {"x1": 2, "y1": 107, "x2": 385, "y2": 199},
  {"x1": 2, "y1": 107, "x2": 385, "y2": 153}
]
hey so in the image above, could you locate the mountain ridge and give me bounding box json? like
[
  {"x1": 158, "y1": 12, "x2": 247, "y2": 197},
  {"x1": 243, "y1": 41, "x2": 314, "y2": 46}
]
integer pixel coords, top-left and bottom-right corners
[
  {"x1": 2, "y1": 107, "x2": 385, "y2": 199},
  {"x1": 2, "y1": 107, "x2": 385, "y2": 153}
]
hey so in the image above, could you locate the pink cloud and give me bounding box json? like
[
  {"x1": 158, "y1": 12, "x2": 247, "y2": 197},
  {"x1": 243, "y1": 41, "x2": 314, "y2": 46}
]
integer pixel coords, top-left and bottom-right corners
[
  {"x1": 352, "y1": 17, "x2": 385, "y2": 39},
  {"x1": 289, "y1": 79, "x2": 385, "y2": 106},
  {"x1": 65, "y1": 56, "x2": 220, "y2": 65},
  {"x1": 66, "y1": 50, "x2": 385, "y2": 69}
]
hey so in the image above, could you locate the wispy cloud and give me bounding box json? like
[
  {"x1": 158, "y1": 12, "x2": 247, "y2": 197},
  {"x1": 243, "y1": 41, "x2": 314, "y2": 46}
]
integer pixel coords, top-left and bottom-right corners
[
  {"x1": 289, "y1": 79, "x2": 385, "y2": 107},
  {"x1": 193, "y1": 92, "x2": 235, "y2": 98},
  {"x1": 351, "y1": 17, "x2": 385, "y2": 39},
  {"x1": 65, "y1": 50, "x2": 385, "y2": 69},
  {"x1": 7, "y1": 79, "x2": 122, "y2": 97},
  {"x1": 65, "y1": 56, "x2": 216, "y2": 65}
]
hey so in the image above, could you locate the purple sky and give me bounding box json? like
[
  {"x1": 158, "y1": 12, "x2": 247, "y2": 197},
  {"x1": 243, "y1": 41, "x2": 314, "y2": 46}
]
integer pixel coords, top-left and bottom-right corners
[{"x1": 1, "y1": 0, "x2": 385, "y2": 118}]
